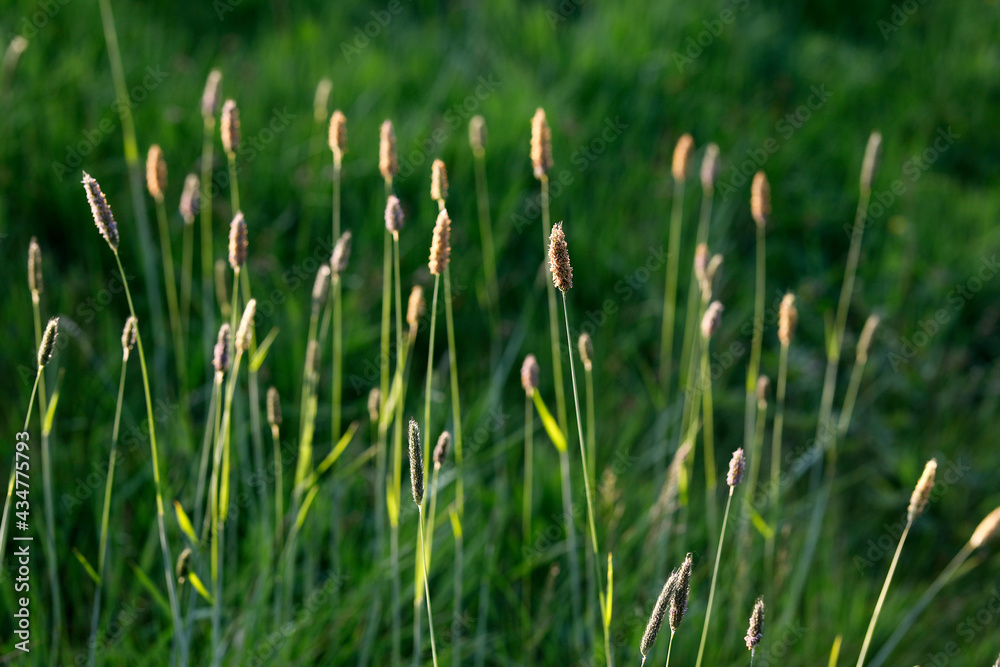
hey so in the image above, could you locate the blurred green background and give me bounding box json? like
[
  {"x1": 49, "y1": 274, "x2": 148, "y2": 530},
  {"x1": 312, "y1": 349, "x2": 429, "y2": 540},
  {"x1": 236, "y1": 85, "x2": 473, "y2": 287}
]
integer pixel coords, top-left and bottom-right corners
[{"x1": 2, "y1": 0, "x2": 1000, "y2": 664}]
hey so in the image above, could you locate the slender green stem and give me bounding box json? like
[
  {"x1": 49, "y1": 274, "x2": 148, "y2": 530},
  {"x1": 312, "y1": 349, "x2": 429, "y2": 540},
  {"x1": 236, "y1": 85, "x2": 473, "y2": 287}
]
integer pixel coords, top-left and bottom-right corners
[
  {"x1": 745, "y1": 223, "x2": 766, "y2": 435},
  {"x1": 200, "y1": 117, "x2": 217, "y2": 358},
  {"x1": 422, "y1": 276, "x2": 441, "y2": 482},
  {"x1": 678, "y1": 188, "x2": 714, "y2": 392},
  {"x1": 227, "y1": 154, "x2": 240, "y2": 215},
  {"x1": 856, "y1": 520, "x2": 912, "y2": 667},
  {"x1": 195, "y1": 376, "x2": 222, "y2": 537},
  {"x1": 473, "y1": 149, "x2": 500, "y2": 341},
  {"x1": 838, "y1": 352, "x2": 868, "y2": 437},
  {"x1": 418, "y1": 508, "x2": 440, "y2": 667},
  {"x1": 744, "y1": 402, "x2": 768, "y2": 517},
  {"x1": 700, "y1": 339, "x2": 718, "y2": 544},
  {"x1": 659, "y1": 178, "x2": 685, "y2": 392},
  {"x1": 540, "y1": 175, "x2": 568, "y2": 437},
  {"x1": 0, "y1": 370, "x2": 41, "y2": 571},
  {"x1": 180, "y1": 219, "x2": 194, "y2": 354},
  {"x1": 665, "y1": 631, "x2": 675, "y2": 667},
  {"x1": 271, "y1": 422, "x2": 284, "y2": 616},
  {"x1": 443, "y1": 264, "x2": 466, "y2": 661},
  {"x1": 558, "y1": 448, "x2": 584, "y2": 652},
  {"x1": 694, "y1": 488, "x2": 735, "y2": 667},
  {"x1": 332, "y1": 160, "x2": 343, "y2": 440},
  {"x1": 766, "y1": 343, "x2": 789, "y2": 584},
  {"x1": 155, "y1": 198, "x2": 186, "y2": 383},
  {"x1": 523, "y1": 392, "x2": 533, "y2": 659}
]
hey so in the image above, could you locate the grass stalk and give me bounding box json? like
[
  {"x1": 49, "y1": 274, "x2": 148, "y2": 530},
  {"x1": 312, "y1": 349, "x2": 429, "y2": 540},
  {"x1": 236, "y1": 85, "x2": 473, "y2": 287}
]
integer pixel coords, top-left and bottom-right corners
[
  {"x1": 522, "y1": 391, "x2": 534, "y2": 657},
  {"x1": 665, "y1": 632, "x2": 675, "y2": 667},
  {"x1": 472, "y1": 145, "x2": 500, "y2": 341},
  {"x1": 659, "y1": 177, "x2": 685, "y2": 393},
  {"x1": 744, "y1": 224, "x2": 765, "y2": 486},
  {"x1": 332, "y1": 160, "x2": 343, "y2": 440},
  {"x1": 0, "y1": 370, "x2": 41, "y2": 580},
  {"x1": 699, "y1": 337, "x2": 719, "y2": 546},
  {"x1": 155, "y1": 198, "x2": 186, "y2": 382},
  {"x1": 766, "y1": 342, "x2": 789, "y2": 582},
  {"x1": 856, "y1": 520, "x2": 912, "y2": 667},
  {"x1": 558, "y1": 447, "x2": 584, "y2": 652},
  {"x1": 694, "y1": 487, "x2": 735, "y2": 667},
  {"x1": 200, "y1": 117, "x2": 217, "y2": 357},
  {"x1": 418, "y1": 507, "x2": 440, "y2": 667},
  {"x1": 540, "y1": 175, "x2": 568, "y2": 436}
]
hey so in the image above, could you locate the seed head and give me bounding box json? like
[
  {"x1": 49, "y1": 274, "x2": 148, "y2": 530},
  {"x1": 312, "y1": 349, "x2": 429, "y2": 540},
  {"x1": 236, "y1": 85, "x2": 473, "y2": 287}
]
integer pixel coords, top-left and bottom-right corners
[
  {"x1": 669, "y1": 553, "x2": 693, "y2": 633},
  {"x1": 379, "y1": 119, "x2": 397, "y2": 183},
  {"x1": 756, "y1": 375, "x2": 771, "y2": 409},
  {"x1": 408, "y1": 419, "x2": 424, "y2": 505},
  {"x1": 469, "y1": 115, "x2": 487, "y2": 153},
  {"x1": 385, "y1": 194, "x2": 404, "y2": 234},
  {"x1": 228, "y1": 212, "x2": 247, "y2": 270},
  {"x1": 857, "y1": 313, "x2": 880, "y2": 364},
  {"x1": 860, "y1": 131, "x2": 883, "y2": 194},
  {"x1": 331, "y1": 231, "x2": 352, "y2": 276},
  {"x1": 727, "y1": 448, "x2": 746, "y2": 487},
  {"x1": 236, "y1": 299, "x2": 256, "y2": 353},
  {"x1": 431, "y1": 159, "x2": 448, "y2": 204},
  {"x1": 28, "y1": 237, "x2": 43, "y2": 297},
  {"x1": 121, "y1": 316, "x2": 138, "y2": 360},
  {"x1": 82, "y1": 172, "x2": 119, "y2": 251},
  {"x1": 672, "y1": 133, "x2": 694, "y2": 182},
  {"x1": 778, "y1": 293, "x2": 797, "y2": 346},
  {"x1": 329, "y1": 110, "x2": 347, "y2": 162},
  {"x1": 428, "y1": 208, "x2": 451, "y2": 276},
  {"x1": 703, "y1": 254, "x2": 724, "y2": 301},
  {"x1": 548, "y1": 221, "x2": 573, "y2": 292},
  {"x1": 201, "y1": 69, "x2": 222, "y2": 119},
  {"x1": 313, "y1": 78, "x2": 332, "y2": 124},
  {"x1": 433, "y1": 431, "x2": 451, "y2": 471},
  {"x1": 37, "y1": 317, "x2": 59, "y2": 368},
  {"x1": 908, "y1": 458, "x2": 937, "y2": 522},
  {"x1": 213, "y1": 324, "x2": 230, "y2": 375},
  {"x1": 745, "y1": 597, "x2": 765, "y2": 652},
  {"x1": 750, "y1": 171, "x2": 771, "y2": 228},
  {"x1": 146, "y1": 144, "x2": 167, "y2": 202},
  {"x1": 521, "y1": 354, "x2": 539, "y2": 396},
  {"x1": 367, "y1": 388, "x2": 381, "y2": 423},
  {"x1": 266, "y1": 386, "x2": 282, "y2": 428},
  {"x1": 407, "y1": 285, "x2": 425, "y2": 335},
  {"x1": 969, "y1": 506, "x2": 1000, "y2": 549},
  {"x1": 176, "y1": 547, "x2": 192, "y2": 585},
  {"x1": 640, "y1": 573, "x2": 675, "y2": 657},
  {"x1": 179, "y1": 174, "x2": 200, "y2": 224},
  {"x1": 530, "y1": 108, "x2": 553, "y2": 179},
  {"x1": 694, "y1": 243, "x2": 709, "y2": 290},
  {"x1": 221, "y1": 99, "x2": 240, "y2": 156},
  {"x1": 310, "y1": 265, "x2": 331, "y2": 315},
  {"x1": 578, "y1": 332, "x2": 594, "y2": 372},
  {"x1": 701, "y1": 300, "x2": 724, "y2": 339},
  {"x1": 700, "y1": 143, "x2": 720, "y2": 193}
]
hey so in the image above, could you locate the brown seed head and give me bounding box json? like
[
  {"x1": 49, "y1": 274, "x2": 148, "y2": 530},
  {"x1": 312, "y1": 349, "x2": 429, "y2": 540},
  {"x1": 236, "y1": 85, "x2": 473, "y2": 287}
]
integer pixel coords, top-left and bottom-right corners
[
  {"x1": 751, "y1": 171, "x2": 771, "y2": 228},
  {"x1": 778, "y1": 293, "x2": 797, "y2": 346},
  {"x1": 313, "y1": 78, "x2": 332, "y2": 124},
  {"x1": 669, "y1": 553, "x2": 693, "y2": 633},
  {"x1": 329, "y1": 110, "x2": 347, "y2": 162},
  {"x1": 745, "y1": 597, "x2": 765, "y2": 652},
  {"x1": 641, "y1": 572, "x2": 676, "y2": 657},
  {"x1": 221, "y1": 99, "x2": 240, "y2": 156},
  {"x1": 201, "y1": 69, "x2": 222, "y2": 119},
  {"x1": 700, "y1": 143, "x2": 720, "y2": 193},
  {"x1": 431, "y1": 158, "x2": 449, "y2": 204},
  {"x1": 266, "y1": 386, "x2": 282, "y2": 428},
  {"x1": 530, "y1": 108, "x2": 553, "y2": 179},
  {"x1": 38, "y1": 317, "x2": 59, "y2": 368},
  {"x1": 228, "y1": 212, "x2": 247, "y2": 270},
  {"x1": 857, "y1": 313, "x2": 880, "y2": 364},
  {"x1": 28, "y1": 237, "x2": 43, "y2": 297},
  {"x1": 428, "y1": 208, "x2": 451, "y2": 276},
  {"x1": 701, "y1": 301, "x2": 724, "y2": 339},
  {"x1": 408, "y1": 419, "x2": 424, "y2": 505},
  {"x1": 146, "y1": 144, "x2": 167, "y2": 202},
  {"x1": 672, "y1": 133, "x2": 695, "y2": 182},
  {"x1": 121, "y1": 316, "x2": 138, "y2": 360},
  {"x1": 727, "y1": 448, "x2": 746, "y2": 487},
  {"x1": 180, "y1": 173, "x2": 200, "y2": 224},
  {"x1": 385, "y1": 194, "x2": 404, "y2": 234},
  {"x1": 368, "y1": 388, "x2": 381, "y2": 423},
  {"x1": 236, "y1": 299, "x2": 256, "y2": 353},
  {"x1": 969, "y1": 506, "x2": 1000, "y2": 549},
  {"x1": 213, "y1": 324, "x2": 230, "y2": 375},
  {"x1": 433, "y1": 432, "x2": 451, "y2": 470},
  {"x1": 756, "y1": 375, "x2": 771, "y2": 409},
  {"x1": 407, "y1": 285, "x2": 425, "y2": 334},
  {"x1": 548, "y1": 221, "x2": 573, "y2": 292},
  {"x1": 908, "y1": 459, "x2": 937, "y2": 522},
  {"x1": 176, "y1": 547, "x2": 192, "y2": 585},
  {"x1": 82, "y1": 172, "x2": 119, "y2": 251},
  {"x1": 311, "y1": 265, "x2": 331, "y2": 316},
  {"x1": 578, "y1": 332, "x2": 594, "y2": 372},
  {"x1": 379, "y1": 119, "x2": 398, "y2": 183},
  {"x1": 860, "y1": 131, "x2": 883, "y2": 194},
  {"x1": 521, "y1": 354, "x2": 539, "y2": 396},
  {"x1": 469, "y1": 115, "x2": 487, "y2": 153},
  {"x1": 704, "y1": 254, "x2": 724, "y2": 296},
  {"x1": 330, "y1": 231, "x2": 352, "y2": 276}
]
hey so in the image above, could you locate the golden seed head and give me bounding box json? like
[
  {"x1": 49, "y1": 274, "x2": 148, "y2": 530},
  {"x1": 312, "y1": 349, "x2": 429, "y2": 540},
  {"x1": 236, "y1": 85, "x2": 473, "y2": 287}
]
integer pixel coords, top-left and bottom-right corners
[
  {"x1": 669, "y1": 553, "x2": 693, "y2": 633},
  {"x1": 367, "y1": 388, "x2": 381, "y2": 423},
  {"x1": 548, "y1": 221, "x2": 573, "y2": 292},
  {"x1": 969, "y1": 506, "x2": 1000, "y2": 549},
  {"x1": 145, "y1": 144, "x2": 167, "y2": 201},
  {"x1": 28, "y1": 237, "x2": 43, "y2": 296},
  {"x1": 221, "y1": 99, "x2": 240, "y2": 156},
  {"x1": 407, "y1": 285, "x2": 425, "y2": 334},
  {"x1": 694, "y1": 243, "x2": 710, "y2": 294},
  {"x1": 860, "y1": 130, "x2": 883, "y2": 194},
  {"x1": 176, "y1": 547, "x2": 192, "y2": 585},
  {"x1": 578, "y1": 332, "x2": 594, "y2": 372},
  {"x1": 530, "y1": 107, "x2": 553, "y2": 179},
  {"x1": 908, "y1": 459, "x2": 937, "y2": 522},
  {"x1": 266, "y1": 386, "x2": 282, "y2": 428},
  {"x1": 701, "y1": 300, "x2": 724, "y2": 339},
  {"x1": 431, "y1": 158, "x2": 449, "y2": 204},
  {"x1": 433, "y1": 431, "x2": 451, "y2": 470},
  {"x1": 313, "y1": 78, "x2": 332, "y2": 124},
  {"x1": 331, "y1": 231, "x2": 352, "y2": 276},
  {"x1": 329, "y1": 110, "x2": 347, "y2": 161},
  {"x1": 857, "y1": 313, "x2": 881, "y2": 363},
  {"x1": 756, "y1": 375, "x2": 771, "y2": 408},
  {"x1": 38, "y1": 317, "x2": 59, "y2": 368},
  {"x1": 745, "y1": 597, "x2": 765, "y2": 652},
  {"x1": 82, "y1": 172, "x2": 119, "y2": 251},
  {"x1": 312, "y1": 264, "x2": 331, "y2": 314},
  {"x1": 750, "y1": 170, "x2": 771, "y2": 228},
  {"x1": 672, "y1": 133, "x2": 695, "y2": 182},
  {"x1": 700, "y1": 142, "x2": 720, "y2": 193},
  {"x1": 641, "y1": 572, "x2": 675, "y2": 656},
  {"x1": 236, "y1": 299, "x2": 256, "y2": 353},
  {"x1": 727, "y1": 448, "x2": 746, "y2": 487},
  {"x1": 213, "y1": 324, "x2": 231, "y2": 375},
  {"x1": 428, "y1": 208, "x2": 452, "y2": 276},
  {"x1": 379, "y1": 119, "x2": 398, "y2": 182},
  {"x1": 521, "y1": 354, "x2": 539, "y2": 396},
  {"x1": 408, "y1": 419, "x2": 424, "y2": 505},
  {"x1": 201, "y1": 69, "x2": 222, "y2": 118},
  {"x1": 121, "y1": 316, "x2": 138, "y2": 359},
  {"x1": 385, "y1": 194, "x2": 404, "y2": 234},
  {"x1": 778, "y1": 293, "x2": 797, "y2": 346},
  {"x1": 179, "y1": 173, "x2": 200, "y2": 224},
  {"x1": 228, "y1": 212, "x2": 248, "y2": 270},
  {"x1": 469, "y1": 115, "x2": 487, "y2": 153}
]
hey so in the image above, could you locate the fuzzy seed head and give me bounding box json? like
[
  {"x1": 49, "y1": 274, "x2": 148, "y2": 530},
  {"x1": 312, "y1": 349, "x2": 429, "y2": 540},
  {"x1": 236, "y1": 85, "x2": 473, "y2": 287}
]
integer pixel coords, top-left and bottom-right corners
[
  {"x1": 530, "y1": 107, "x2": 553, "y2": 179},
  {"x1": 433, "y1": 431, "x2": 451, "y2": 470},
  {"x1": 431, "y1": 159, "x2": 449, "y2": 204},
  {"x1": 313, "y1": 78, "x2": 332, "y2": 123},
  {"x1": 180, "y1": 174, "x2": 200, "y2": 223},
  {"x1": 701, "y1": 300, "x2": 724, "y2": 339},
  {"x1": 578, "y1": 332, "x2": 594, "y2": 372},
  {"x1": 704, "y1": 254, "x2": 724, "y2": 298},
  {"x1": 329, "y1": 110, "x2": 347, "y2": 161},
  {"x1": 970, "y1": 506, "x2": 1000, "y2": 549},
  {"x1": 408, "y1": 419, "x2": 424, "y2": 505},
  {"x1": 28, "y1": 237, "x2": 43, "y2": 296},
  {"x1": 908, "y1": 459, "x2": 937, "y2": 522},
  {"x1": 778, "y1": 293, "x2": 797, "y2": 346},
  {"x1": 641, "y1": 573, "x2": 675, "y2": 657},
  {"x1": 407, "y1": 285, "x2": 425, "y2": 334},
  {"x1": 694, "y1": 243, "x2": 710, "y2": 289},
  {"x1": 672, "y1": 133, "x2": 694, "y2": 182},
  {"x1": 745, "y1": 597, "x2": 765, "y2": 652},
  {"x1": 469, "y1": 115, "x2": 487, "y2": 153},
  {"x1": 385, "y1": 194, "x2": 404, "y2": 234},
  {"x1": 146, "y1": 144, "x2": 167, "y2": 201},
  {"x1": 38, "y1": 317, "x2": 59, "y2": 368},
  {"x1": 176, "y1": 547, "x2": 192, "y2": 585},
  {"x1": 428, "y1": 208, "x2": 451, "y2": 276},
  {"x1": 331, "y1": 231, "x2": 352, "y2": 276},
  {"x1": 860, "y1": 131, "x2": 883, "y2": 194},
  {"x1": 756, "y1": 375, "x2": 771, "y2": 408},
  {"x1": 548, "y1": 221, "x2": 573, "y2": 292},
  {"x1": 121, "y1": 316, "x2": 138, "y2": 359},
  {"x1": 266, "y1": 386, "x2": 282, "y2": 428},
  {"x1": 213, "y1": 324, "x2": 230, "y2": 375},
  {"x1": 750, "y1": 171, "x2": 771, "y2": 228},
  {"x1": 727, "y1": 448, "x2": 746, "y2": 487},
  {"x1": 228, "y1": 212, "x2": 247, "y2": 270},
  {"x1": 521, "y1": 354, "x2": 539, "y2": 396},
  {"x1": 221, "y1": 99, "x2": 240, "y2": 156},
  {"x1": 379, "y1": 119, "x2": 398, "y2": 182},
  {"x1": 201, "y1": 69, "x2": 222, "y2": 118},
  {"x1": 236, "y1": 299, "x2": 256, "y2": 352},
  {"x1": 82, "y1": 172, "x2": 119, "y2": 251},
  {"x1": 857, "y1": 313, "x2": 880, "y2": 364},
  {"x1": 700, "y1": 143, "x2": 720, "y2": 193},
  {"x1": 367, "y1": 388, "x2": 381, "y2": 423},
  {"x1": 310, "y1": 266, "x2": 331, "y2": 316},
  {"x1": 669, "y1": 553, "x2": 693, "y2": 633}
]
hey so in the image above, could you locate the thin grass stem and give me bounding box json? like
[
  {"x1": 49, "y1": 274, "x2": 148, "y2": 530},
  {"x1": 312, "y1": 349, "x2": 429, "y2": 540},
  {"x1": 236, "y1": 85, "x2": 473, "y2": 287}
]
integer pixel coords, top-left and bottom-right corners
[
  {"x1": 856, "y1": 520, "x2": 912, "y2": 667},
  {"x1": 694, "y1": 487, "x2": 735, "y2": 667}
]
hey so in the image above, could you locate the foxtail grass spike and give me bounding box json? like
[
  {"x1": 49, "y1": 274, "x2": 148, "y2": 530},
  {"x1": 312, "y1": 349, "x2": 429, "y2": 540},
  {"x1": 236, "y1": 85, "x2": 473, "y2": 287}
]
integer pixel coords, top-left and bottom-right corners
[
  {"x1": 236, "y1": 299, "x2": 256, "y2": 352},
  {"x1": 469, "y1": 115, "x2": 487, "y2": 152},
  {"x1": 122, "y1": 316, "x2": 138, "y2": 359},
  {"x1": 228, "y1": 212, "x2": 247, "y2": 270},
  {"x1": 672, "y1": 133, "x2": 694, "y2": 182},
  {"x1": 385, "y1": 195, "x2": 403, "y2": 234},
  {"x1": 700, "y1": 143, "x2": 720, "y2": 194},
  {"x1": 82, "y1": 172, "x2": 119, "y2": 250},
  {"x1": 857, "y1": 314, "x2": 880, "y2": 363},
  {"x1": 431, "y1": 158, "x2": 448, "y2": 204},
  {"x1": 329, "y1": 110, "x2": 347, "y2": 163},
  {"x1": 379, "y1": 119, "x2": 397, "y2": 183},
  {"x1": 694, "y1": 243, "x2": 709, "y2": 291},
  {"x1": 860, "y1": 131, "x2": 883, "y2": 194},
  {"x1": 521, "y1": 354, "x2": 539, "y2": 396},
  {"x1": 745, "y1": 597, "x2": 764, "y2": 653},
  {"x1": 778, "y1": 293, "x2": 797, "y2": 346},
  {"x1": 908, "y1": 459, "x2": 937, "y2": 522},
  {"x1": 433, "y1": 432, "x2": 450, "y2": 470},
  {"x1": 38, "y1": 317, "x2": 59, "y2": 368},
  {"x1": 408, "y1": 419, "x2": 424, "y2": 505},
  {"x1": 146, "y1": 144, "x2": 167, "y2": 202},
  {"x1": 176, "y1": 547, "x2": 192, "y2": 585},
  {"x1": 578, "y1": 332, "x2": 593, "y2": 372},
  {"x1": 201, "y1": 69, "x2": 222, "y2": 119},
  {"x1": 180, "y1": 174, "x2": 200, "y2": 223},
  {"x1": 313, "y1": 78, "x2": 332, "y2": 123},
  {"x1": 407, "y1": 285, "x2": 425, "y2": 335},
  {"x1": 213, "y1": 323, "x2": 231, "y2": 375},
  {"x1": 669, "y1": 553, "x2": 693, "y2": 633},
  {"x1": 530, "y1": 107, "x2": 552, "y2": 179},
  {"x1": 28, "y1": 237, "x2": 42, "y2": 297},
  {"x1": 221, "y1": 99, "x2": 240, "y2": 157},
  {"x1": 727, "y1": 448, "x2": 745, "y2": 487},
  {"x1": 429, "y1": 208, "x2": 451, "y2": 276},
  {"x1": 547, "y1": 221, "x2": 573, "y2": 292},
  {"x1": 331, "y1": 231, "x2": 351, "y2": 275},
  {"x1": 970, "y1": 507, "x2": 1000, "y2": 548},
  {"x1": 641, "y1": 571, "x2": 677, "y2": 659},
  {"x1": 266, "y1": 386, "x2": 282, "y2": 428},
  {"x1": 367, "y1": 388, "x2": 381, "y2": 423},
  {"x1": 750, "y1": 171, "x2": 770, "y2": 228},
  {"x1": 701, "y1": 300, "x2": 723, "y2": 339},
  {"x1": 756, "y1": 375, "x2": 771, "y2": 408},
  {"x1": 312, "y1": 264, "x2": 331, "y2": 314}
]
